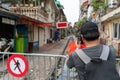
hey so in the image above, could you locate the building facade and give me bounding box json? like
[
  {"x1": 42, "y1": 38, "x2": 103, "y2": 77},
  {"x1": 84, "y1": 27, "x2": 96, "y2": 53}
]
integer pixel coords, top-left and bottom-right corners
[
  {"x1": 78, "y1": 0, "x2": 120, "y2": 56},
  {"x1": 100, "y1": 6, "x2": 120, "y2": 56},
  {"x1": 0, "y1": 0, "x2": 67, "y2": 52}
]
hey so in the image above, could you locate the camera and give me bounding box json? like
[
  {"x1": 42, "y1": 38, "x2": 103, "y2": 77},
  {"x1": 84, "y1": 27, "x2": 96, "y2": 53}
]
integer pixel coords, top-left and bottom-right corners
[{"x1": 77, "y1": 34, "x2": 83, "y2": 44}]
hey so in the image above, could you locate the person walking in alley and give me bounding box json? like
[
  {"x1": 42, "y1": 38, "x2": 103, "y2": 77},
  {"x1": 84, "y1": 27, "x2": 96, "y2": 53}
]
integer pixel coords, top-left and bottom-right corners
[
  {"x1": 67, "y1": 21, "x2": 120, "y2": 80},
  {"x1": 54, "y1": 29, "x2": 60, "y2": 41}
]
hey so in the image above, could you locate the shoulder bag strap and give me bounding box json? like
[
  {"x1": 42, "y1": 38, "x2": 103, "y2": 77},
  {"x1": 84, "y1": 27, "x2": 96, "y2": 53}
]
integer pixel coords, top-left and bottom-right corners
[
  {"x1": 100, "y1": 45, "x2": 110, "y2": 60},
  {"x1": 75, "y1": 49, "x2": 91, "y2": 64}
]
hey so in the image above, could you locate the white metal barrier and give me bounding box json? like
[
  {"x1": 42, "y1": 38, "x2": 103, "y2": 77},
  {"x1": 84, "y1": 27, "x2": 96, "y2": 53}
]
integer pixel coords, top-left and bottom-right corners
[
  {"x1": 116, "y1": 58, "x2": 120, "y2": 75},
  {"x1": 0, "y1": 52, "x2": 79, "y2": 80},
  {"x1": 0, "y1": 52, "x2": 120, "y2": 80}
]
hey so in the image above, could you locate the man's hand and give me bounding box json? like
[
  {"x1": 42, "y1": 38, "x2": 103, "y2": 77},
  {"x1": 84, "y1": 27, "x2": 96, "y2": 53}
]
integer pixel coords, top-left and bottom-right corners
[{"x1": 75, "y1": 40, "x2": 80, "y2": 49}]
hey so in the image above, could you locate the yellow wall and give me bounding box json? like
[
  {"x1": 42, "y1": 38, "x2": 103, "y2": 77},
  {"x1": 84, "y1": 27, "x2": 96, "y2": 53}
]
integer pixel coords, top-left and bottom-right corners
[{"x1": 102, "y1": 17, "x2": 120, "y2": 56}]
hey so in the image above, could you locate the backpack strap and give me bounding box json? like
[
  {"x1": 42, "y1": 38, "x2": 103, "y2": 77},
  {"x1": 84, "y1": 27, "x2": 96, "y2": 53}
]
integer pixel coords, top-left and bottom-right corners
[
  {"x1": 75, "y1": 45, "x2": 110, "y2": 64},
  {"x1": 100, "y1": 45, "x2": 110, "y2": 60},
  {"x1": 75, "y1": 49, "x2": 91, "y2": 64}
]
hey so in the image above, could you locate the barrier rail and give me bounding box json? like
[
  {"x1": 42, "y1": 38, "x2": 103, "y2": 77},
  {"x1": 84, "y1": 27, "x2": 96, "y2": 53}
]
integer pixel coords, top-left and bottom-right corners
[
  {"x1": 0, "y1": 52, "x2": 74, "y2": 80},
  {"x1": 116, "y1": 57, "x2": 120, "y2": 75},
  {"x1": 0, "y1": 52, "x2": 120, "y2": 80}
]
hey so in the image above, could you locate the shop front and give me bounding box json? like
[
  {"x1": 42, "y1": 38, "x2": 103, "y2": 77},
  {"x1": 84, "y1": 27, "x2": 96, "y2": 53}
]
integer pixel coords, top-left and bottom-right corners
[
  {"x1": 0, "y1": 11, "x2": 17, "y2": 52},
  {"x1": 21, "y1": 16, "x2": 52, "y2": 52}
]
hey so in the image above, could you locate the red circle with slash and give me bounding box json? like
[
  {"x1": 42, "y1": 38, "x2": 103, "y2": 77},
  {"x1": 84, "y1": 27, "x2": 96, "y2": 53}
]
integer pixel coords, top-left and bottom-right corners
[{"x1": 7, "y1": 54, "x2": 28, "y2": 77}]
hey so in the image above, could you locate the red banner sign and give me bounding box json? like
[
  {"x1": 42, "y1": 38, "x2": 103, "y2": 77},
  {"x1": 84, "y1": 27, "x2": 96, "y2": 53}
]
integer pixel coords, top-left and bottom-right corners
[{"x1": 56, "y1": 22, "x2": 68, "y2": 28}]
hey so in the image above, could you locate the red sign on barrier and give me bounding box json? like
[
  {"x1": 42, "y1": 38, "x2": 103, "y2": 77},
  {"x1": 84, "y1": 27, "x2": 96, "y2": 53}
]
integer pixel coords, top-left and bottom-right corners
[
  {"x1": 56, "y1": 22, "x2": 68, "y2": 28},
  {"x1": 7, "y1": 54, "x2": 28, "y2": 77}
]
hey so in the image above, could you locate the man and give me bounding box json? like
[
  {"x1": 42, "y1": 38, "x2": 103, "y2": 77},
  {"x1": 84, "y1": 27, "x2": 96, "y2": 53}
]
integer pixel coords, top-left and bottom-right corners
[{"x1": 67, "y1": 21, "x2": 119, "y2": 80}]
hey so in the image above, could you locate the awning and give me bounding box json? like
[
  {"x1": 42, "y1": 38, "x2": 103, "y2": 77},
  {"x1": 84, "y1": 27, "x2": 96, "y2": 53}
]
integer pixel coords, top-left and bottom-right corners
[
  {"x1": 21, "y1": 16, "x2": 52, "y2": 27},
  {"x1": 0, "y1": 10, "x2": 19, "y2": 20}
]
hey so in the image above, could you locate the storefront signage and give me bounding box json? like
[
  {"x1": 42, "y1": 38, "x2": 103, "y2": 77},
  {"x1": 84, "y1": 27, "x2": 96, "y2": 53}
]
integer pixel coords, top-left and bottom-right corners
[{"x1": 2, "y1": 17, "x2": 15, "y2": 25}]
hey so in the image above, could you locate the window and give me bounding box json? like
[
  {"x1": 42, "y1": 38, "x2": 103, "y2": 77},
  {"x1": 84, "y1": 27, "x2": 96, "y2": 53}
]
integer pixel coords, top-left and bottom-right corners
[
  {"x1": 113, "y1": 23, "x2": 120, "y2": 39},
  {"x1": 25, "y1": 0, "x2": 29, "y2": 4},
  {"x1": 113, "y1": 23, "x2": 117, "y2": 38},
  {"x1": 21, "y1": 0, "x2": 29, "y2": 4},
  {"x1": 119, "y1": 24, "x2": 120, "y2": 39}
]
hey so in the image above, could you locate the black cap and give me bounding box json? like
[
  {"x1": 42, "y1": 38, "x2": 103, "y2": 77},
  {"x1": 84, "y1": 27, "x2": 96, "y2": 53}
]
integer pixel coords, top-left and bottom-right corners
[{"x1": 80, "y1": 21, "x2": 98, "y2": 35}]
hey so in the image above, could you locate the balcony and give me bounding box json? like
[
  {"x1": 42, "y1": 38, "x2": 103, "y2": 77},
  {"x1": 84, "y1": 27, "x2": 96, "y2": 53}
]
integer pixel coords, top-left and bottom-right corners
[
  {"x1": 99, "y1": 0, "x2": 120, "y2": 17},
  {"x1": 101, "y1": 7, "x2": 120, "y2": 22},
  {"x1": 10, "y1": 6, "x2": 49, "y2": 21}
]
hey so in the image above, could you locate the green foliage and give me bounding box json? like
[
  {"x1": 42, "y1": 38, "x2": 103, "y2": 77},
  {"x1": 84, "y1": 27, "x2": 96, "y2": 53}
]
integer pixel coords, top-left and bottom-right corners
[
  {"x1": 77, "y1": 18, "x2": 87, "y2": 28},
  {"x1": 80, "y1": 4, "x2": 84, "y2": 11},
  {"x1": 92, "y1": 0, "x2": 107, "y2": 11},
  {"x1": 74, "y1": 32, "x2": 78, "y2": 37}
]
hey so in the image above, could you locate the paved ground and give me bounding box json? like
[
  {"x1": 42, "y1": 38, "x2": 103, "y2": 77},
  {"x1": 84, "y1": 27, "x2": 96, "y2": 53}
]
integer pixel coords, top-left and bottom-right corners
[
  {"x1": 0, "y1": 35, "x2": 73, "y2": 80},
  {"x1": 35, "y1": 37, "x2": 70, "y2": 54}
]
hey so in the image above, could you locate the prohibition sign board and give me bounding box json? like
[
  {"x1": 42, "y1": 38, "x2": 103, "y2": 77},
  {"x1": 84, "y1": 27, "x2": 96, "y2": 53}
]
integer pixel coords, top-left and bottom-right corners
[{"x1": 7, "y1": 54, "x2": 28, "y2": 77}]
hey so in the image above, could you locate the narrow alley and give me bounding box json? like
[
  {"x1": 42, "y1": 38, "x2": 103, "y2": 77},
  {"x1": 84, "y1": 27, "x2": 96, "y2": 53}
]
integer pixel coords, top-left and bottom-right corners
[{"x1": 0, "y1": 0, "x2": 120, "y2": 80}]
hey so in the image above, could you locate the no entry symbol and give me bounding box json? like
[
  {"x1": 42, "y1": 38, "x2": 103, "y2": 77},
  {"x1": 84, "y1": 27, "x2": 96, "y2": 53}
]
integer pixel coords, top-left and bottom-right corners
[{"x1": 7, "y1": 54, "x2": 28, "y2": 77}]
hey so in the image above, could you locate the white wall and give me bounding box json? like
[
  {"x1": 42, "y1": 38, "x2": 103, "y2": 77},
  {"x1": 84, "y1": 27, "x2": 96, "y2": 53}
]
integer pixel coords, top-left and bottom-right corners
[{"x1": 34, "y1": 27, "x2": 38, "y2": 42}]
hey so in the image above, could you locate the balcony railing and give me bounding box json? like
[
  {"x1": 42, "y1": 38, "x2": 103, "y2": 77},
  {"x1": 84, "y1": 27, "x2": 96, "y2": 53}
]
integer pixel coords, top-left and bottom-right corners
[{"x1": 10, "y1": 6, "x2": 48, "y2": 21}]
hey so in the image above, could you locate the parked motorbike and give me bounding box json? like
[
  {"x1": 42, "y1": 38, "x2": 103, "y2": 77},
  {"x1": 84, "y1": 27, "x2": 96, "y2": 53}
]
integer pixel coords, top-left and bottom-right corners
[{"x1": 0, "y1": 38, "x2": 14, "y2": 59}]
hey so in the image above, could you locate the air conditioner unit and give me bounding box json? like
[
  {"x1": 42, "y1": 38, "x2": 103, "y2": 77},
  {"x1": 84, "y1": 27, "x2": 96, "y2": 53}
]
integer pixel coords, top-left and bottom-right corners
[
  {"x1": 41, "y1": 2, "x2": 44, "y2": 8},
  {"x1": 108, "y1": 2, "x2": 117, "y2": 8}
]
